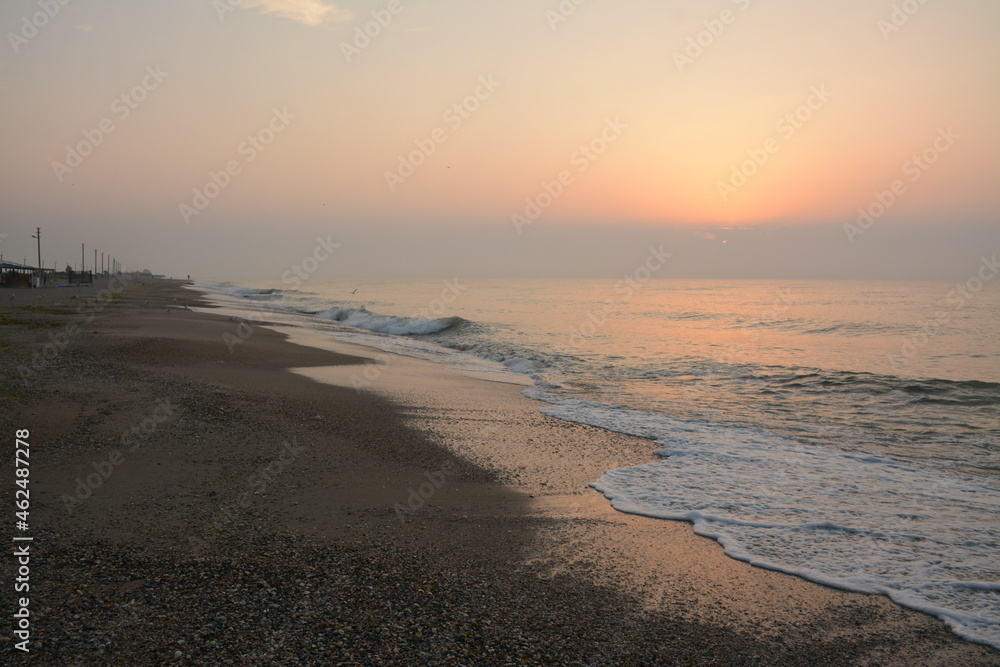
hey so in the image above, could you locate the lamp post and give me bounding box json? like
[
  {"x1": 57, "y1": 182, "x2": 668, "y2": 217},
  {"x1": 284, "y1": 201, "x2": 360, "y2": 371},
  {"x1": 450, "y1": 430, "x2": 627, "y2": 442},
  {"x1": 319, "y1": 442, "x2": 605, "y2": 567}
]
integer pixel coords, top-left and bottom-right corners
[{"x1": 31, "y1": 227, "x2": 41, "y2": 287}]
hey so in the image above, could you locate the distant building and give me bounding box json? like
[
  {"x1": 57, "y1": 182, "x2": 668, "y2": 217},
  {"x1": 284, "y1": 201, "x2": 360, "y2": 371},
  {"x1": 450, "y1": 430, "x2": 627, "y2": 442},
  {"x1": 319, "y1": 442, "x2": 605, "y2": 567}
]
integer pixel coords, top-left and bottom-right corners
[
  {"x1": 0, "y1": 260, "x2": 54, "y2": 288},
  {"x1": 136, "y1": 269, "x2": 166, "y2": 279}
]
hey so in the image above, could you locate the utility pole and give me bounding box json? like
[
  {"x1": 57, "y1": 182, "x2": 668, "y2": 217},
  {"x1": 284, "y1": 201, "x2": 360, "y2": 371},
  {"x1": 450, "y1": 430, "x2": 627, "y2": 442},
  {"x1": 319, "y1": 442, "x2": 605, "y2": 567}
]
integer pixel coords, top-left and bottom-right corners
[
  {"x1": 81, "y1": 243, "x2": 85, "y2": 274},
  {"x1": 31, "y1": 227, "x2": 41, "y2": 287}
]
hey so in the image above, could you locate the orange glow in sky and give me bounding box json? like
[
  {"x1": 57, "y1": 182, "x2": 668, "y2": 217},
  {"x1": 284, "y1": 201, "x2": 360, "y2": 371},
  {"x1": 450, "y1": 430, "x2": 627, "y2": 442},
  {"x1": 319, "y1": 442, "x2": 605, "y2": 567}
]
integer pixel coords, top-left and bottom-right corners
[{"x1": 0, "y1": 0, "x2": 997, "y2": 278}]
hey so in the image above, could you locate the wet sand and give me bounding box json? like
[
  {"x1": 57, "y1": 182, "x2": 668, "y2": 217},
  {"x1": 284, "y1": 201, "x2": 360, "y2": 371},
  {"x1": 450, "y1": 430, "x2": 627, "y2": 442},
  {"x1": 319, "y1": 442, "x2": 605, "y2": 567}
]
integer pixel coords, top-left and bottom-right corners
[{"x1": 1, "y1": 279, "x2": 996, "y2": 665}]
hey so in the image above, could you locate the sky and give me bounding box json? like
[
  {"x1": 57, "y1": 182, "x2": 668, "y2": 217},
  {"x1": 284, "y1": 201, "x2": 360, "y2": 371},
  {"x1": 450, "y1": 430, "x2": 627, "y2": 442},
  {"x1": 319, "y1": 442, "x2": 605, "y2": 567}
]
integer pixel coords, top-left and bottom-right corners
[{"x1": 0, "y1": 0, "x2": 997, "y2": 280}]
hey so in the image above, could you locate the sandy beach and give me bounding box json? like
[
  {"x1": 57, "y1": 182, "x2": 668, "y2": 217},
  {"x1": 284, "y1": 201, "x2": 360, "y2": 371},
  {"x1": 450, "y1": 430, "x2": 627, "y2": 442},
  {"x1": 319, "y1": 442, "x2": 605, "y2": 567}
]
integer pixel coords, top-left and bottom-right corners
[{"x1": 1, "y1": 279, "x2": 997, "y2": 666}]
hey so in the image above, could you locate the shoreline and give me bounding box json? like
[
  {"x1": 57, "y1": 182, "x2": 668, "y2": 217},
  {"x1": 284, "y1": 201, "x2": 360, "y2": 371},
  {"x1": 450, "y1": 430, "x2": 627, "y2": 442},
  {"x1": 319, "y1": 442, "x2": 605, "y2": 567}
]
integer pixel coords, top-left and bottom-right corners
[{"x1": 2, "y1": 279, "x2": 997, "y2": 665}]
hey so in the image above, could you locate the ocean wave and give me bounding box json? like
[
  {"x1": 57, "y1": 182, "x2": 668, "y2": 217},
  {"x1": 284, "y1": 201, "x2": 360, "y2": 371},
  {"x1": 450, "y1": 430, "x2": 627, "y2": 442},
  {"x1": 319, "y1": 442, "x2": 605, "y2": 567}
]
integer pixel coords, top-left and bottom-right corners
[
  {"x1": 191, "y1": 277, "x2": 1000, "y2": 651},
  {"x1": 799, "y1": 321, "x2": 905, "y2": 336},
  {"x1": 738, "y1": 366, "x2": 1000, "y2": 399},
  {"x1": 503, "y1": 357, "x2": 538, "y2": 375},
  {"x1": 526, "y1": 392, "x2": 1000, "y2": 650},
  {"x1": 316, "y1": 306, "x2": 464, "y2": 336},
  {"x1": 723, "y1": 316, "x2": 914, "y2": 337},
  {"x1": 202, "y1": 282, "x2": 293, "y2": 302}
]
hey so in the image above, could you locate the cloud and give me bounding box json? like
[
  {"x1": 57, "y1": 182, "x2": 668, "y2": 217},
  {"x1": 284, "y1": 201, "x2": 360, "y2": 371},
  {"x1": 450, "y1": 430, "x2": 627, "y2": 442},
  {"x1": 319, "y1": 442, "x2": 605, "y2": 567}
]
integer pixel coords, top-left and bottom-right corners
[
  {"x1": 76, "y1": 25, "x2": 94, "y2": 31},
  {"x1": 239, "y1": 0, "x2": 352, "y2": 26}
]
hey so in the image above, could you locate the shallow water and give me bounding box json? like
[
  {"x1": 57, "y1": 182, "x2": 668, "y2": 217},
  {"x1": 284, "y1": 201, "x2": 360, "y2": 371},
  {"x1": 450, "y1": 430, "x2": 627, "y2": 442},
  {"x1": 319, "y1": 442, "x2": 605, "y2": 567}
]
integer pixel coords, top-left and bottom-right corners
[{"x1": 198, "y1": 277, "x2": 1000, "y2": 648}]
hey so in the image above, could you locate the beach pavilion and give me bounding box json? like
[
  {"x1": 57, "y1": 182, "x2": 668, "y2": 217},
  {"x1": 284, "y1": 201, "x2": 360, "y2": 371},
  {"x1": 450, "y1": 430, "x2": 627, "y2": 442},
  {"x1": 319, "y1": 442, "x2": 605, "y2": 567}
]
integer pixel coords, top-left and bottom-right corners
[{"x1": 0, "y1": 259, "x2": 54, "y2": 288}]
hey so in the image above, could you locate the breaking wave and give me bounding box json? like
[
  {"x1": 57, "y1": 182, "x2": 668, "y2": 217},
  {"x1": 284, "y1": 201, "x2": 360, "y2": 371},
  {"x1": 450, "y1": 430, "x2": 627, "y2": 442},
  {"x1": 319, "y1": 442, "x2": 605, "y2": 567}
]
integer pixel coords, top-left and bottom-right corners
[{"x1": 316, "y1": 306, "x2": 464, "y2": 336}]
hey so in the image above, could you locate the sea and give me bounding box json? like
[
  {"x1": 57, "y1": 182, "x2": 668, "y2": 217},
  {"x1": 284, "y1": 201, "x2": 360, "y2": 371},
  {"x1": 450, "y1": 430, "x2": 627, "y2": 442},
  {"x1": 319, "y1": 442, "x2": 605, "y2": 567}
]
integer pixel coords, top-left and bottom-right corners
[{"x1": 194, "y1": 276, "x2": 999, "y2": 649}]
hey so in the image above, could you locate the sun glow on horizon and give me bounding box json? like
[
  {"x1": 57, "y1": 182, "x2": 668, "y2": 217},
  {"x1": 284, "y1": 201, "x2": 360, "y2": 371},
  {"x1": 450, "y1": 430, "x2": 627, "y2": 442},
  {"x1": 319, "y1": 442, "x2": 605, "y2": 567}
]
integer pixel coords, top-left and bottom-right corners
[{"x1": 0, "y1": 0, "x2": 996, "y2": 278}]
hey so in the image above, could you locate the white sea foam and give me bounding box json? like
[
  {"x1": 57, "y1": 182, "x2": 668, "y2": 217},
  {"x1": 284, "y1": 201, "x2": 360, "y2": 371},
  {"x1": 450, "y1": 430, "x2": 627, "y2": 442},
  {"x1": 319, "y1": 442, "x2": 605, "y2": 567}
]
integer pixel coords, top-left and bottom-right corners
[
  {"x1": 529, "y1": 392, "x2": 1000, "y2": 650},
  {"x1": 324, "y1": 329, "x2": 532, "y2": 386},
  {"x1": 193, "y1": 278, "x2": 1000, "y2": 650},
  {"x1": 214, "y1": 283, "x2": 286, "y2": 300},
  {"x1": 316, "y1": 306, "x2": 459, "y2": 336},
  {"x1": 503, "y1": 357, "x2": 538, "y2": 375}
]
